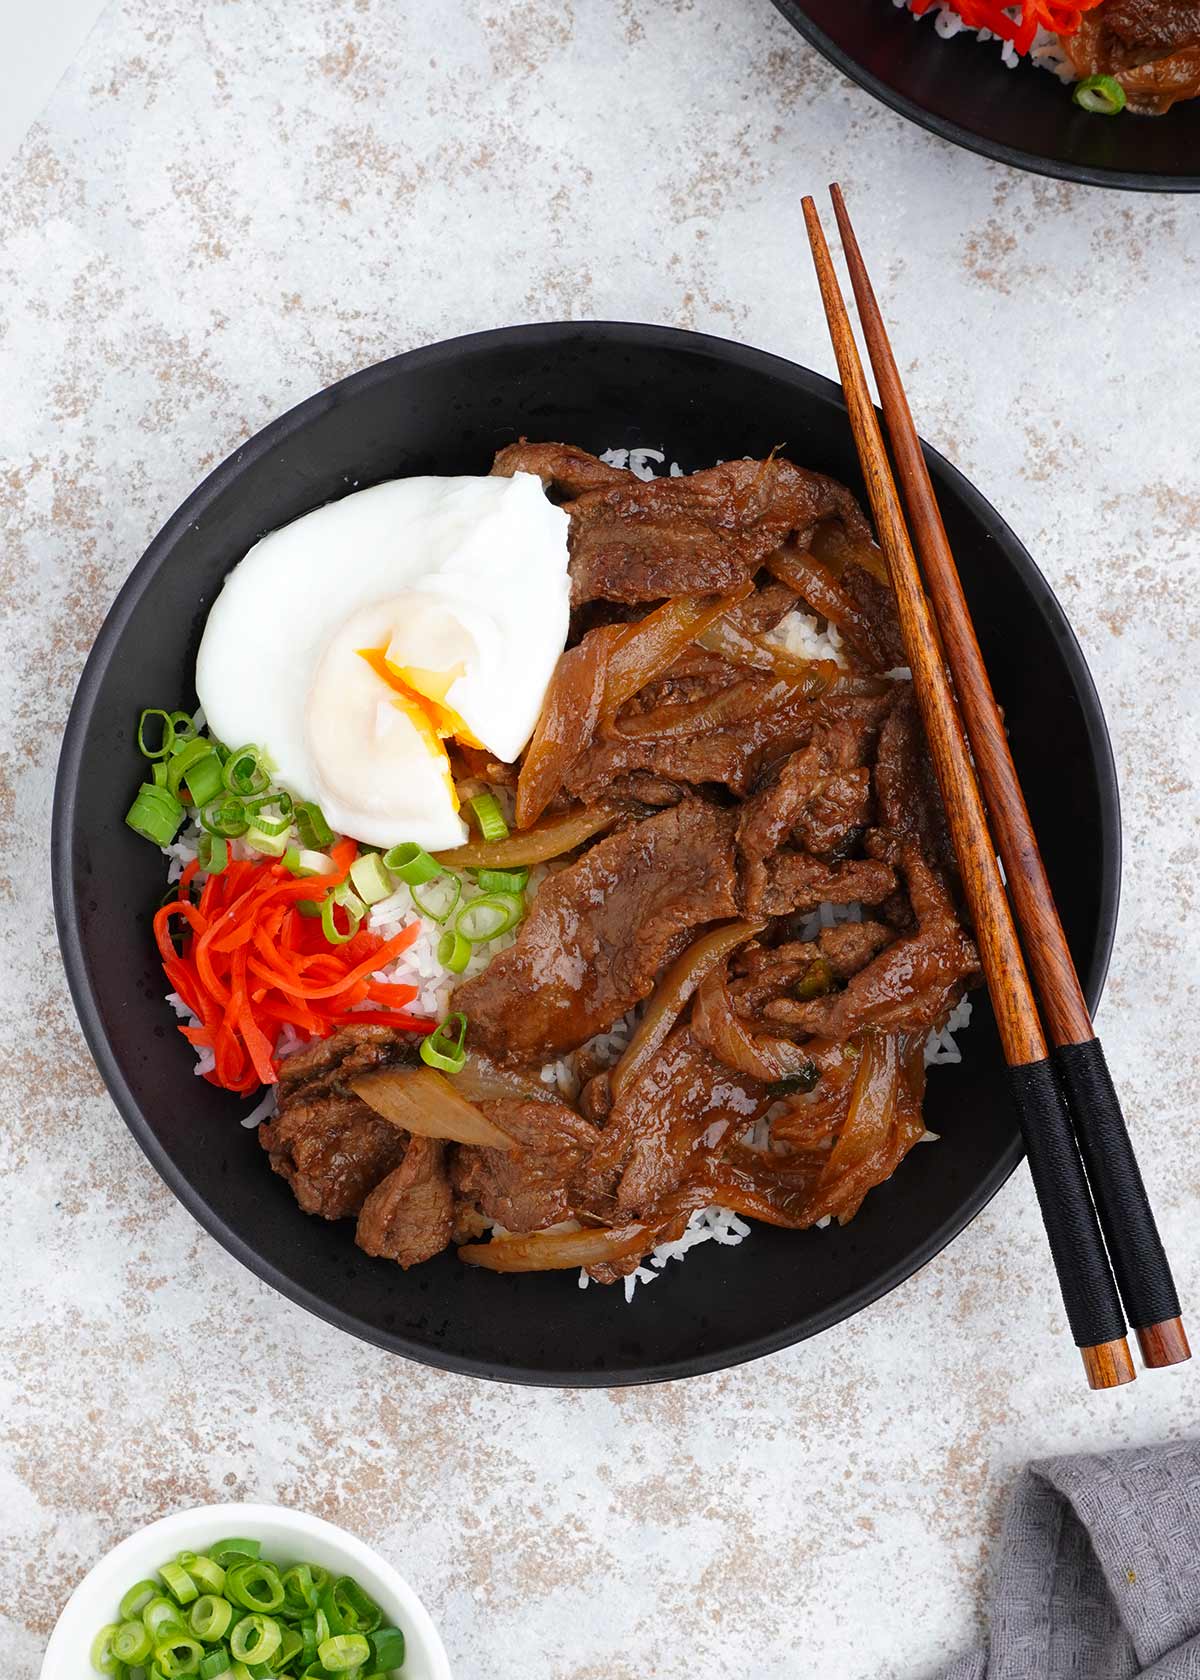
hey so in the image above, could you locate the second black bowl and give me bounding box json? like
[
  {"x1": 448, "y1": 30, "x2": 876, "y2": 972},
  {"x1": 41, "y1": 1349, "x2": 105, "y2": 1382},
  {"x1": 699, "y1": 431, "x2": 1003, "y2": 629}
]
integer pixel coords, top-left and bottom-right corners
[
  {"x1": 53, "y1": 321, "x2": 1120, "y2": 1385},
  {"x1": 773, "y1": 0, "x2": 1200, "y2": 191}
]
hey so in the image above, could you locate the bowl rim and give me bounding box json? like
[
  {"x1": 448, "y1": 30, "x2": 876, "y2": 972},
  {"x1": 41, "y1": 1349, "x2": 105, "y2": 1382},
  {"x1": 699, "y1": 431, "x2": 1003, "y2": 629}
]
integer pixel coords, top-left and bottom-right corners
[
  {"x1": 770, "y1": 0, "x2": 1200, "y2": 193},
  {"x1": 52, "y1": 318, "x2": 1122, "y2": 1386},
  {"x1": 38, "y1": 1500, "x2": 453, "y2": 1679}
]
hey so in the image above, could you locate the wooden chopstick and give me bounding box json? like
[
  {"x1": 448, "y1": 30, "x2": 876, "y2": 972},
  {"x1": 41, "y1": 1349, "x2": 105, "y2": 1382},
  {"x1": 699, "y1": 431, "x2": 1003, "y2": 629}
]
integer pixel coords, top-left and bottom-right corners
[
  {"x1": 801, "y1": 195, "x2": 1135, "y2": 1391},
  {"x1": 828, "y1": 184, "x2": 1189, "y2": 1374}
]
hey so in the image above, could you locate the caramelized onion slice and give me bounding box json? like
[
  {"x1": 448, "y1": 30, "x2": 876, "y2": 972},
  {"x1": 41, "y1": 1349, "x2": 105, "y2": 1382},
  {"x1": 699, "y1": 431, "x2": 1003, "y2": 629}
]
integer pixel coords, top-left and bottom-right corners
[
  {"x1": 459, "y1": 1221, "x2": 651, "y2": 1272},
  {"x1": 515, "y1": 626, "x2": 621, "y2": 830},
  {"x1": 767, "y1": 545, "x2": 888, "y2": 671},
  {"x1": 691, "y1": 964, "x2": 817, "y2": 1084},
  {"x1": 610, "y1": 919, "x2": 765, "y2": 1103},
  {"x1": 600, "y1": 582, "x2": 752, "y2": 722},
  {"x1": 351, "y1": 1065, "x2": 515, "y2": 1150},
  {"x1": 435, "y1": 804, "x2": 619, "y2": 870},
  {"x1": 616, "y1": 673, "x2": 817, "y2": 742},
  {"x1": 453, "y1": 1049, "x2": 560, "y2": 1106},
  {"x1": 809, "y1": 516, "x2": 891, "y2": 589},
  {"x1": 822, "y1": 1032, "x2": 898, "y2": 1180},
  {"x1": 697, "y1": 614, "x2": 840, "y2": 692}
]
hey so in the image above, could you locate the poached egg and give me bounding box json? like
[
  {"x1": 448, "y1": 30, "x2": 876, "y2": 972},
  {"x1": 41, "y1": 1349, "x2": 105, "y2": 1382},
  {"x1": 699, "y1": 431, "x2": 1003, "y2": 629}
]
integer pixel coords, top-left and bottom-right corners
[{"x1": 196, "y1": 472, "x2": 570, "y2": 850}]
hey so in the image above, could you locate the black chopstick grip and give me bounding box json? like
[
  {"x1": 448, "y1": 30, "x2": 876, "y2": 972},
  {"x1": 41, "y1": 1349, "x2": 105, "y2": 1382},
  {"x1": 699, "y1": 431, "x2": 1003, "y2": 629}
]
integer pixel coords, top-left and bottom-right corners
[
  {"x1": 1008, "y1": 1058, "x2": 1126, "y2": 1348},
  {"x1": 1054, "y1": 1037, "x2": 1180, "y2": 1330}
]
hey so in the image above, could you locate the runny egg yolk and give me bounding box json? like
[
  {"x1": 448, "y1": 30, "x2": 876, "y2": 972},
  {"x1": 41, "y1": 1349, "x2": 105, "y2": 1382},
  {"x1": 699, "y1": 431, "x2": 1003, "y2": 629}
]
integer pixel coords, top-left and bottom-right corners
[{"x1": 356, "y1": 648, "x2": 483, "y2": 811}]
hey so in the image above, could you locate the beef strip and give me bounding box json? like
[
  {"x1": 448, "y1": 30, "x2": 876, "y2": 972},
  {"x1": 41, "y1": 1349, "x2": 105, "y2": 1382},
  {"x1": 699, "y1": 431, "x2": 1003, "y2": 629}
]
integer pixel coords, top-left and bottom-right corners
[
  {"x1": 581, "y1": 1027, "x2": 770, "y2": 1220},
  {"x1": 736, "y1": 693, "x2": 889, "y2": 914},
  {"x1": 356, "y1": 1137, "x2": 455, "y2": 1267},
  {"x1": 491, "y1": 440, "x2": 630, "y2": 497},
  {"x1": 451, "y1": 1099, "x2": 598, "y2": 1233},
  {"x1": 453, "y1": 799, "x2": 740, "y2": 1063},
  {"x1": 261, "y1": 1027, "x2": 419, "y2": 1219},
  {"x1": 725, "y1": 578, "x2": 804, "y2": 635},
  {"x1": 604, "y1": 771, "x2": 687, "y2": 808},
  {"x1": 568, "y1": 673, "x2": 820, "y2": 801},
  {"x1": 566, "y1": 455, "x2": 873, "y2": 607},
  {"x1": 765, "y1": 848, "x2": 978, "y2": 1037},
  {"x1": 755, "y1": 854, "x2": 897, "y2": 918},
  {"x1": 818, "y1": 919, "x2": 894, "y2": 979},
  {"x1": 260, "y1": 1092, "x2": 409, "y2": 1220},
  {"x1": 727, "y1": 921, "x2": 891, "y2": 1015},
  {"x1": 1097, "y1": 0, "x2": 1200, "y2": 62},
  {"x1": 873, "y1": 685, "x2": 953, "y2": 869}
]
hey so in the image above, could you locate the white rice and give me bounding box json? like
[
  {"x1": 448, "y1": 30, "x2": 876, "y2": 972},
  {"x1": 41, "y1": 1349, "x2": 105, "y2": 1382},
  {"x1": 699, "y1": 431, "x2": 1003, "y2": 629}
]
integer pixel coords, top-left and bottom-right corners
[
  {"x1": 162, "y1": 444, "x2": 973, "y2": 1291},
  {"x1": 891, "y1": 0, "x2": 1074, "y2": 78}
]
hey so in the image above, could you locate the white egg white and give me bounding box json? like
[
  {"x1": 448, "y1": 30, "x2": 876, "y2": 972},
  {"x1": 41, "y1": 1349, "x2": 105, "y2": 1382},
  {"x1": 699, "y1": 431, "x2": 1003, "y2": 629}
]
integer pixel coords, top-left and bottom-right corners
[{"x1": 195, "y1": 472, "x2": 571, "y2": 850}]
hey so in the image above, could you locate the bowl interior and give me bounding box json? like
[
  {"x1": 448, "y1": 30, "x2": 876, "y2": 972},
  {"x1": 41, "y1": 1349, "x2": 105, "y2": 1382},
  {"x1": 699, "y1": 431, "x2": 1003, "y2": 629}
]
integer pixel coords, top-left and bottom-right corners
[
  {"x1": 54, "y1": 322, "x2": 1119, "y2": 1385},
  {"x1": 39, "y1": 1503, "x2": 451, "y2": 1680},
  {"x1": 773, "y1": 0, "x2": 1200, "y2": 190}
]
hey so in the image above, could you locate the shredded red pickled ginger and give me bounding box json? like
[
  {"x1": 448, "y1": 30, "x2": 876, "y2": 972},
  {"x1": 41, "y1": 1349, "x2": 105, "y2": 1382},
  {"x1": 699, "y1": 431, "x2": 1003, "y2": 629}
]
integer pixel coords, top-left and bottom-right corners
[{"x1": 911, "y1": 0, "x2": 1106, "y2": 54}]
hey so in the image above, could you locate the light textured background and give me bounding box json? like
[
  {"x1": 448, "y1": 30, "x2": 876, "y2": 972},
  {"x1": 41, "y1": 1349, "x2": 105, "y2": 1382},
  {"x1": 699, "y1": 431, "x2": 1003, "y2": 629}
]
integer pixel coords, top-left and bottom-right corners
[{"x1": 2, "y1": 2, "x2": 1198, "y2": 1677}]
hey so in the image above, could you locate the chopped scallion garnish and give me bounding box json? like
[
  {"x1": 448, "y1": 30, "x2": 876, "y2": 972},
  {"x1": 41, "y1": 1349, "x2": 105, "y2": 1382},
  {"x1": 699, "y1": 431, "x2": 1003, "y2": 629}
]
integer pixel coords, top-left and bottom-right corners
[
  {"x1": 126, "y1": 783, "x2": 185, "y2": 847},
  {"x1": 197, "y1": 833, "x2": 229, "y2": 875},
  {"x1": 320, "y1": 883, "x2": 365, "y2": 946},
  {"x1": 411, "y1": 869, "x2": 462, "y2": 924},
  {"x1": 468, "y1": 790, "x2": 510, "y2": 842},
  {"x1": 201, "y1": 797, "x2": 250, "y2": 839},
  {"x1": 436, "y1": 928, "x2": 472, "y2": 973},
  {"x1": 1073, "y1": 73, "x2": 1126, "y2": 114},
  {"x1": 382, "y1": 841, "x2": 441, "y2": 886},
  {"x1": 221, "y1": 745, "x2": 271, "y2": 798},
  {"x1": 472, "y1": 865, "x2": 529, "y2": 893},
  {"x1": 295, "y1": 800, "x2": 335, "y2": 850},
  {"x1": 349, "y1": 851, "x2": 394, "y2": 905},
  {"x1": 137, "y1": 708, "x2": 176, "y2": 759},
  {"x1": 455, "y1": 890, "x2": 525, "y2": 944},
  {"x1": 419, "y1": 1011, "x2": 468, "y2": 1073},
  {"x1": 181, "y1": 749, "x2": 225, "y2": 808}
]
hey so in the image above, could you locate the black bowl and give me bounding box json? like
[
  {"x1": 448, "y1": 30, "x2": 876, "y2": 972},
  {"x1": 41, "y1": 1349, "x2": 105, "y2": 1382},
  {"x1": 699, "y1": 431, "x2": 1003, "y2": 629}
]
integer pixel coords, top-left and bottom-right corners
[
  {"x1": 53, "y1": 322, "x2": 1120, "y2": 1386},
  {"x1": 772, "y1": 1, "x2": 1200, "y2": 191}
]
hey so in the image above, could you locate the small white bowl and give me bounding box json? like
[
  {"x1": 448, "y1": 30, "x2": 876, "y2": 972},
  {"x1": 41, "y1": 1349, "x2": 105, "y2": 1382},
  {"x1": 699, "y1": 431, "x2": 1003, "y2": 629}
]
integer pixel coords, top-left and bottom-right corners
[{"x1": 40, "y1": 1502, "x2": 453, "y2": 1680}]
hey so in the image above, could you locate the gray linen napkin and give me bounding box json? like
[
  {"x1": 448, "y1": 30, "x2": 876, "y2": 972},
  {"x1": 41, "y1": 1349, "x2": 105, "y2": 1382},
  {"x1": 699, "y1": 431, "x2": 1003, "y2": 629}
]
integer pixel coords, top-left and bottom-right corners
[{"x1": 942, "y1": 1441, "x2": 1200, "y2": 1679}]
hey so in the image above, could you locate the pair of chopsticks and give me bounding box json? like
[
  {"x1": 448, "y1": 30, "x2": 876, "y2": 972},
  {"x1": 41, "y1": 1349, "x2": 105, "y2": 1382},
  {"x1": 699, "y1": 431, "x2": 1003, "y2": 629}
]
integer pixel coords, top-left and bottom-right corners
[{"x1": 803, "y1": 187, "x2": 1188, "y2": 1391}]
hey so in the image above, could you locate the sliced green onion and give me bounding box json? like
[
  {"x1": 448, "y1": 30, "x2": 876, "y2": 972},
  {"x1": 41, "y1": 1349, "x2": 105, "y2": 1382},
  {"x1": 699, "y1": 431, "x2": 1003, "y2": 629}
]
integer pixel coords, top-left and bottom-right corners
[
  {"x1": 180, "y1": 750, "x2": 224, "y2": 808},
  {"x1": 299, "y1": 1617, "x2": 319, "y2": 1666},
  {"x1": 331, "y1": 1575, "x2": 380, "y2": 1633},
  {"x1": 295, "y1": 800, "x2": 335, "y2": 850},
  {"x1": 1074, "y1": 72, "x2": 1126, "y2": 114},
  {"x1": 188, "y1": 1595, "x2": 233, "y2": 1643},
  {"x1": 282, "y1": 1564, "x2": 322, "y2": 1615},
  {"x1": 313, "y1": 1608, "x2": 331, "y2": 1646},
  {"x1": 468, "y1": 791, "x2": 509, "y2": 842},
  {"x1": 456, "y1": 890, "x2": 524, "y2": 944},
  {"x1": 91, "y1": 1623, "x2": 121, "y2": 1673},
  {"x1": 436, "y1": 928, "x2": 471, "y2": 974},
  {"x1": 321, "y1": 883, "x2": 365, "y2": 946},
  {"x1": 197, "y1": 1653, "x2": 233, "y2": 1680},
  {"x1": 243, "y1": 802, "x2": 291, "y2": 837},
  {"x1": 205, "y1": 1539, "x2": 261, "y2": 1568},
  {"x1": 229, "y1": 1614, "x2": 281, "y2": 1665},
  {"x1": 222, "y1": 746, "x2": 271, "y2": 798},
  {"x1": 113, "y1": 1620, "x2": 154, "y2": 1664},
  {"x1": 245, "y1": 825, "x2": 288, "y2": 858},
  {"x1": 177, "y1": 1554, "x2": 225, "y2": 1596},
  {"x1": 318, "y1": 1633, "x2": 371, "y2": 1672},
  {"x1": 276, "y1": 1624, "x2": 305, "y2": 1667},
  {"x1": 142, "y1": 1597, "x2": 186, "y2": 1640},
  {"x1": 201, "y1": 798, "x2": 249, "y2": 839},
  {"x1": 196, "y1": 833, "x2": 229, "y2": 875},
  {"x1": 166, "y1": 737, "x2": 212, "y2": 800},
  {"x1": 295, "y1": 896, "x2": 324, "y2": 919},
  {"x1": 283, "y1": 846, "x2": 336, "y2": 878},
  {"x1": 369, "y1": 1626, "x2": 406, "y2": 1669},
  {"x1": 420, "y1": 1011, "x2": 468, "y2": 1074},
  {"x1": 160, "y1": 1562, "x2": 200, "y2": 1606},
  {"x1": 411, "y1": 869, "x2": 461, "y2": 924},
  {"x1": 169, "y1": 710, "x2": 199, "y2": 743},
  {"x1": 349, "y1": 852, "x2": 394, "y2": 905},
  {"x1": 154, "y1": 1632, "x2": 204, "y2": 1676},
  {"x1": 383, "y1": 842, "x2": 441, "y2": 885},
  {"x1": 152, "y1": 760, "x2": 170, "y2": 787},
  {"x1": 224, "y1": 1561, "x2": 285, "y2": 1614},
  {"x1": 126, "y1": 783, "x2": 185, "y2": 847},
  {"x1": 138, "y1": 709, "x2": 176, "y2": 760},
  {"x1": 121, "y1": 1581, "x2": 160, "y2": 1622},
  {"x1": 472, "y1": 865, "x2": 529, "y2": 893}
]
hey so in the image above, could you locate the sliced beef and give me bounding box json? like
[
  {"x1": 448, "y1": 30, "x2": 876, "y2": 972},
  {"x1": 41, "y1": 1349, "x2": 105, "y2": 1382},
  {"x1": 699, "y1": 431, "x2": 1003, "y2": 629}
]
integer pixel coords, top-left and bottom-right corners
[
  {"x1": 356, "y1": 1137, "x2": 455, "y2": 1268},
  {"x1": 756, "y1": 854, "x2": 896, "y2": 919},
  {"x1": 260, "y1": 1092, "x2": 408, "y2": 1220},
  {"x1": 765, "y1": 848, "x2": 978, "y2": 1038},
  {"x1": 874, "y1": 686, "x2": 952, "y2": 867},
  {"x1": 568, "y1": 673, "x2": 820, "y2": 801},
  {"x1": 451, "y1": 1099, "x2": 598, "y2": 1233},
  {"x1": 1060, "y1": 2, "x2": 1200, "y2": 110},
  {"x1": 566, "y1": 455, "x2": 873, "y2": 607},
  {"x1": 605, "y1": 771, "x2": 687, "y2": 808},
  {"x1": 736, "y1": 693, "x2": 889, "y2": 914},
  {"x1": 582, "y1": 1028, "x2": 770, "y2": 1219},
  {"x1": 728, "y1": 939, "x2": 824, "y2": 1013},
  {"x1": 275, "y1": 1025, "x2": 417, "y2": 1103},
  {"x1": 491, "y1": 440, "x2": 629, "y2": 497},
  {"x1": 725, "y1": 578, "x2": 803, "y2": 635},
  {"x1": 818, "y1": 918, "x2": 893, "y2": 979},
  {"x1": 453, "y1": 799, "x2": 740, "y2": 1064},
  {"x1": 1098, "y1": 0, "x2": 1200, "y2": 63}
]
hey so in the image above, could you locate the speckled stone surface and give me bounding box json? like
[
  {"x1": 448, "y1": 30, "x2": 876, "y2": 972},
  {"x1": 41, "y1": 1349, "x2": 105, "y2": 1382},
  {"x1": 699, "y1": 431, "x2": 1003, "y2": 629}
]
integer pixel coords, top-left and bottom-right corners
[{"x1": 3, "y1": 3, "x2": 1199, "y2": 1676}]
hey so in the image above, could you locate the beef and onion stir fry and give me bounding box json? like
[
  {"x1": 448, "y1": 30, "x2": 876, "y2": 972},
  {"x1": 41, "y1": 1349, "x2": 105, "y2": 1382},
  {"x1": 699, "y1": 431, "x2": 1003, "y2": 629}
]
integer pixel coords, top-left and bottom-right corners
[{"x1": 260, "y1": 443, "x2": 981, "y2": 1283}]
